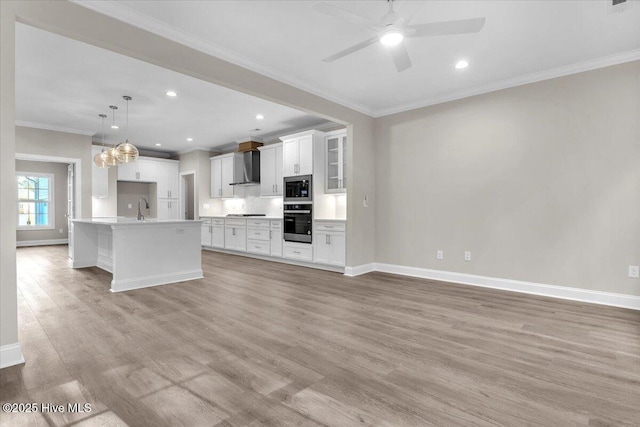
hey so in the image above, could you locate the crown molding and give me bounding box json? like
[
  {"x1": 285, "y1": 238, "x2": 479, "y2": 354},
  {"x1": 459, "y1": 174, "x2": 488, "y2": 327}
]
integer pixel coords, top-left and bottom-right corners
[
  {"x1": 372, "y1": 49, "x2": 640, "y2": 117},
  {"x1": 15, "y1": 120, "x2": 95, "y2": 136},
  {"x1": 70, "y1": 0, "x2": 376, "y2": 117}
]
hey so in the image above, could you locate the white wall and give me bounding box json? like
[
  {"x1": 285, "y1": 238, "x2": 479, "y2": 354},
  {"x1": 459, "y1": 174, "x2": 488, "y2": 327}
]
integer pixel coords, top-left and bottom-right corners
[
  {"x1": 15, "y1": 160, "x2": 69, "y2": 242},
  {"x1": 374, "y1": 61, "x2": 640, "y2": 297}
]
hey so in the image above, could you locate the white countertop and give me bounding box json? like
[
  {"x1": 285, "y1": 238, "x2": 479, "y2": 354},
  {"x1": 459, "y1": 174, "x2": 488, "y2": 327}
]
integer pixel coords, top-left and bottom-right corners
[
  {"x1": 314, "y1": 218, "x2": 347, "y2": 222},
  {"x1": 200, "y1": 215, "x2": 283, "y2": 220},
  {"x1": 74, "y1": 217, "x2": 204, "y2": 225}
]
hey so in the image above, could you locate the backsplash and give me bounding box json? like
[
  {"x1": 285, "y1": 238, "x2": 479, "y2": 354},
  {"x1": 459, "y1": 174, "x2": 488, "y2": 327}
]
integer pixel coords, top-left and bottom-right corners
[{"x1": 199, "y1": 185, "x2": 284, "y2": 217}]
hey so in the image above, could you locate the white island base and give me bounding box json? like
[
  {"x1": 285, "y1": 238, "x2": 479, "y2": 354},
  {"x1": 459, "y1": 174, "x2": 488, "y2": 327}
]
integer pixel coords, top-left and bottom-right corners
[{"x1": 71, "y1": 218, "x2": 204, "y2": 292}]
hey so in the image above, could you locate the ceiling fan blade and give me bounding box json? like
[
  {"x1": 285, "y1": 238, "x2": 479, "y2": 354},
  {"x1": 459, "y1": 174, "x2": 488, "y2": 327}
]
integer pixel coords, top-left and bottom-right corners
[
  {"x1": 322, "y1": 36, "x2": 379, "y2": 62},
  {"x1": 312, "y1": 2, "x2": 375, "y2": 28},
  {"x1": 390, "y1": 43, "x2": 412, "y2": 72},
  {"x1": 406, "y1": 17, "x2": 486, "y2": 38}
]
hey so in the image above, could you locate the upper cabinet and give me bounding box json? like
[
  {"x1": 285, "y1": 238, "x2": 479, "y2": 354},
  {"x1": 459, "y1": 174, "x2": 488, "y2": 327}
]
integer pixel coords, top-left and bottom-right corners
[
  {"x1": 117, "y1": 157, "x2": 166, "y2": 183},
  {"x1": 157, "y1": 161, "x2": 179, "y2": 199},
  {"x1": 325, "y1": 130, "x2": 347, "y2": 193},
  {"x1": 91, "y1": 146, "x2": 109, "y2": 199},
  {"x1": 210, "y1": 153, "x2": 240, "y2": 198},
  {"x1": 258, "y1": 143, "x2": 283, "y2": 196},
  {"x1": 280, "y1": 130, "x2": 323, "y2": 177}
]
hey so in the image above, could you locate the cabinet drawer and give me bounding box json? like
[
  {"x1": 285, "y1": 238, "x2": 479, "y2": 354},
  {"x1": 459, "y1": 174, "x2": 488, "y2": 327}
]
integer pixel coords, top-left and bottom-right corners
[
  {"x1": 315, "y1": 222, "x2": 346, "y2": 232},
  {"x1": 246, "y1": 219, "x2": 269, "y2": 228},
  {"x1": 283, "y1": 242, "x2": 313, "y2": 262},
  {"x1": 225, "y1": 219, "x2": 246, "y2": 227},
  {"x1": 270, "y1": 220, "x2": 282, "y2": 230},
  {"x1": 201, "y1": 219, "x2": 212, "y2": 226},
  {"x1": 247, "y1": 240, "x2": 270, "y2": 255},
  {"x1": 211, "y1": 219, "x2": 225, "y2": 226},
  {"x1": 247, "y1": 227, "x2": 270, "y2": 241}
]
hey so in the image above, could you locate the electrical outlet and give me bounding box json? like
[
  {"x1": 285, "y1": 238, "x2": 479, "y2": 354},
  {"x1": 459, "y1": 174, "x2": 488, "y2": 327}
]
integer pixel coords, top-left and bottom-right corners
[
  {"x1": 128, "y1": 204, "x2": 132, "y2": 209},
  {"x1": 437, "y1": 250, "x2": 444, "y2": 260},
  {"x1": 58, "y1": 228, "x2": 63, "y2": 234},
  {"x1": 363, "y1": 195, "x2": 369, "y2": 208},
  {"x1": 629, "y1": 265, "x2": 639, "y2": 278},
  {"x1": 176, "y1": 228, "x2": 185, "y2": 234},
  {"x1": 464, "y1": 251, "x2": 471, "y2": 261},
  {"x1": 203, "y1": 203, "x2": 210, "y2": 209}
]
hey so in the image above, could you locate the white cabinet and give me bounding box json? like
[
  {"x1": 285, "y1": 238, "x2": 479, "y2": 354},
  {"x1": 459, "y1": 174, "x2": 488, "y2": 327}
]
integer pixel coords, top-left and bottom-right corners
[
  {"x1": 201, "y1": 218, "x2": 224, "y2": 248},
  {"x1": 247, "y1": 219, "x2": 270, "y2": 256},
  {"x1": 157, "y1": 199, "x2": 179, "y2": 220},
  {"x1": 117, "y1": 158, "x2": 156, "y2": 182},
  {"x1": 283, "y1": 241, "x2": 313, "y2": 262},
  {"x1": 224, "y1": 219, "x2": 246, "y2": 252},
  {"x1": 313, "y1": 221, "x2": 346, "y2": 267},
  {"x1": 157, "y1": 161, "x2": 179, "y2": 199},
  {"x1": 201, "y1": 221, "x2": 212, "y2": 247},
  {"x1": 270, "y1": 220, "x2": 283, "y2": 258},
  {"x1": 325, "y1": 130, "x2": 347, "y2": 193},
  {"x1": 280, "y1": 131, "x2": 322, "y2": 177},
  {"x1": 258, "y1": 143, "x2": 283, "y2": 196},
  {"x1": 211, "y1": 154, "x2": 239, "y2": 198},
  {"x1": 91, "y1": 146, "x2": 109, "y2": 199}
]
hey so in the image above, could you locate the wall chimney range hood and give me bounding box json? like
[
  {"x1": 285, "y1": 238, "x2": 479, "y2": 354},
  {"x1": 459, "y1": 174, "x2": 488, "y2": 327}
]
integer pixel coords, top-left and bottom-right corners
[{"x1": 230, "y1": 150, "x2": 261, "y2": 186}]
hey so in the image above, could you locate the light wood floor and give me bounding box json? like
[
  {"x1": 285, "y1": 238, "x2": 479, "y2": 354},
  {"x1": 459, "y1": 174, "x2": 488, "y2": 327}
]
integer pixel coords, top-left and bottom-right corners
[{"x1": 1, "y1": 245, "x2": 639, "y2": 426}]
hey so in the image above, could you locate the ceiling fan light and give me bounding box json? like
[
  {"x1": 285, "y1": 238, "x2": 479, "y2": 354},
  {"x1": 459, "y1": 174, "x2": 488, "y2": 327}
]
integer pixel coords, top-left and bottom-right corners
[
  {"x1": 380, "y1": 29, "x2": 404, "y2": 46},
  {"x1": 115, "y1": 140, "x2": 139, "y2": 164}
]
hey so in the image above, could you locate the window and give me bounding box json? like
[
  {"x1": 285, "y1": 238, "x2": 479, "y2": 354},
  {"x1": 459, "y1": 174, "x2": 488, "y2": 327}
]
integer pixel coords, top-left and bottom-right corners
[{"x1": 16, "y1": 172, "x2": 54, "y2": 230}]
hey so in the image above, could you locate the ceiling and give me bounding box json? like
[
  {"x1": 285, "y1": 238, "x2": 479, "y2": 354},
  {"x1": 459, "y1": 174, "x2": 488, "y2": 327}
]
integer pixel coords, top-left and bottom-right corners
[
  {"x1": 75, "y1": 0, "x2": 640, "y2": 117},
  {"x1": 15, "y1": 24, "x2": 330, "y2": 153}
]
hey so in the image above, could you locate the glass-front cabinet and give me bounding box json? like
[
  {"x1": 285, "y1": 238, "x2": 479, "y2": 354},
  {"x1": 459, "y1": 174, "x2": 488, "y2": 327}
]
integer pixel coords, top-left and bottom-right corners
[{"x1": 325, "y1": 130, "x2": 347, "y2": 193}]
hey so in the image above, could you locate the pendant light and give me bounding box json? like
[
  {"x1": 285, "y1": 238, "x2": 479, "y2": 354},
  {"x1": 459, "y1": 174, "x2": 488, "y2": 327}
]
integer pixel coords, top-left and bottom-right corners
[
  {"x1": 94, "y1": 114, "x2": 110, "y2": 168},
  {"x1": 115, "y1": 95, "x2": 139, "y2": 164},
  {"x1": 104, "y1": 106, "x2": 120, "y2": 167}
]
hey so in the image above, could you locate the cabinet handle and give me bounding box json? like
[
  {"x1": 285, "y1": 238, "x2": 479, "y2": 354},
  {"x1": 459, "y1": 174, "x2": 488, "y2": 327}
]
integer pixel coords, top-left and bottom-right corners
[
  {"x1": 275, "y1": 184, "x2": 278, "y2": 193},
  {"x1": 232, "y1": 228, "x2": 236, "y2": 236},
  {"x1": 293, "y1": 251, "x2": 301, "y2": 254},
  {"x1": 254, "y1": 246, "x2": 260, "y2": 249},
  {"x1": 326, "y1": 235, "x2": 329, "y2": 244},
  {"x1": 270, "y1": 230, "x2": 272, "y2": 239},
  {"x1": 219, "y1": 189, "x2": 222, "y2": 196},
  {"x1": 328, "y1": 235, "x2": 331, "y2": 244}
]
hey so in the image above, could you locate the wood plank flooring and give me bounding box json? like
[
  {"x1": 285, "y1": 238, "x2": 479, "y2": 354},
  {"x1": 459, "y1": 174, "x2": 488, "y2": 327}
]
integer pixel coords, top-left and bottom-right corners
[{"x1": 1, "y1": 245, "x2": 639, "y2": 426}]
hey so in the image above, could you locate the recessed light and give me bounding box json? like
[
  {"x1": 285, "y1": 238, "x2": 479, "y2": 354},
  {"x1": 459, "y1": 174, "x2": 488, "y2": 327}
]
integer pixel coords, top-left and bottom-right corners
[
  {"x1": 455, "y1": 60, "x2": 469, "y2": 69},
  {"x1": 111, "y1": 125, "x2": 119, "y2": 129},
  {"x1": 166, "y1": 91, "x2": 177, "y2": 97},
  {"x1": 256, "y1": 114, "x2": 264, "y2": 120},
  {"x1": 187, "y1": 138, "x2": 193, "y2": 142},
  {"x1": 155, "y1": 143, "x2": 162, "y2": 147}
]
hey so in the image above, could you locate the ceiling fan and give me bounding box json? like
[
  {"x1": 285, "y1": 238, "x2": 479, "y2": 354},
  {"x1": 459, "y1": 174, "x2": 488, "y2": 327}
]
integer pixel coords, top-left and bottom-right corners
[{"x1": 313, "y1": 0, "x2": 486, "y2": 72}]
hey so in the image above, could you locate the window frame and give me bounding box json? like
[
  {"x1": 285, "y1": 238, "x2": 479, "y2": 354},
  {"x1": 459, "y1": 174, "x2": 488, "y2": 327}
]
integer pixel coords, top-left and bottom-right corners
[{"x1": 16, "y1": 171, "x2": 55, "y2": 231}]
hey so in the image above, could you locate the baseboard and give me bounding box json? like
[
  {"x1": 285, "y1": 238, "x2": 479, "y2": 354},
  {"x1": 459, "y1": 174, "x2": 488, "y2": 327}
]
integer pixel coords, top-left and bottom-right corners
[
  {"x1": 0, "y1": 342, "x2": 25, "y2": 369},
  {"x1": 374, "y1": 263, "x2": 640, "y2": 311},
  {"x1": 17, "y1": 239, "x2": 68, "y2": 247},
  {"x1": 110, "y1": 269, "x2": 204, "y2": 292},
  {"x1": 344, "y1": 263, "x2": 376, "y2": 277},
  {"x1": 202, "y1": 247, "x2": 345, "y2": 273}
]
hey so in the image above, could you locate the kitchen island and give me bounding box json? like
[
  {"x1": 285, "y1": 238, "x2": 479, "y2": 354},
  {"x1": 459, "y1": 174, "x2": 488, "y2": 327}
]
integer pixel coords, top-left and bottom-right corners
[{"x1": 71, "y1": 218, "x2": 203, "y2": 292}]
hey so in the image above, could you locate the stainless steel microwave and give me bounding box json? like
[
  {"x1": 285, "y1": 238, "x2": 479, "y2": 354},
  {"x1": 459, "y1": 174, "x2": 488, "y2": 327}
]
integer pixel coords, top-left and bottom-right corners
[{"x1": 284, "y1": 175, "x2": 312, "y2": 203}]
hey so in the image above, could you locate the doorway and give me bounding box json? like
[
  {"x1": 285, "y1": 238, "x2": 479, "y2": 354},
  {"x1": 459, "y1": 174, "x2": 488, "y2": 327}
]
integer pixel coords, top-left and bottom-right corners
[{"x1": 180, "y1": 171, "x2": 196, "y2": 220}]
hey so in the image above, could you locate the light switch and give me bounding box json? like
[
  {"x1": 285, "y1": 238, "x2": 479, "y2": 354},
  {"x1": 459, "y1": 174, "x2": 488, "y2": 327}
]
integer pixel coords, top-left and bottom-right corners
[{"x1": 128, "y1": 204, "x2": 132, "y2": 209}]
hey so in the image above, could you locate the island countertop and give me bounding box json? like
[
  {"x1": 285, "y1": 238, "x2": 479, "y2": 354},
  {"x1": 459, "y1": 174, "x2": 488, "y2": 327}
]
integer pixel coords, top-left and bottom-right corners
[{"x1": 73, "y1": 217, "x2": 204, "y2": 226}]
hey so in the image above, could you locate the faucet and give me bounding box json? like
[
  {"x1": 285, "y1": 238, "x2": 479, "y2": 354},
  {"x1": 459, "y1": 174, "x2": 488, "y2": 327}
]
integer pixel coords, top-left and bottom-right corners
[{"x1": 137, "y1": 198, "x2": 149, "y2": 221}]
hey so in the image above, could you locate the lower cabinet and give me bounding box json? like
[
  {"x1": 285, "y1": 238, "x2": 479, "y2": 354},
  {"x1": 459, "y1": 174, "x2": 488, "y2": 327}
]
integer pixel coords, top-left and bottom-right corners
[
  {"x1": 201, "y1": 218, "x2": 224, "y2": 248},
  {"x1": 270, "y1": 220, "x2": 283, "y2": 257},
  {"x1": 283, "y1": 241, "x2": 313, "y2": 262},
  {"x1": 313, "y1": 221, "x2": 346, "y2": 267},
  {"x1": 224, "y1": 219, "x2": 247, "y2": 252},
  {"x1": 202, "y1": 217, "x2": 345, "y2": 270}
]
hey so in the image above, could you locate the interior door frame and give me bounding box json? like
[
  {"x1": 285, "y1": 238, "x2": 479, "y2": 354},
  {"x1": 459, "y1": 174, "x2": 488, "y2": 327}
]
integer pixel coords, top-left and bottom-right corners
[
  {"x1": 15, "y1": 153, "x2": 83, "y2": 218},
  {"x1": 179, "y1": 170, "x2": 196, "y2": 220}
]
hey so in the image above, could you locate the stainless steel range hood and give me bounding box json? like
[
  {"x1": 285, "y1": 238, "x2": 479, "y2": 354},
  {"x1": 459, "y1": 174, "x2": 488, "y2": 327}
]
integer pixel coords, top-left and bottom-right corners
[{"x1": 230, "y1": 150, "x2": 260, "y2": 186}]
